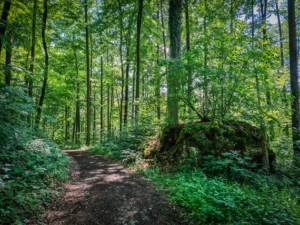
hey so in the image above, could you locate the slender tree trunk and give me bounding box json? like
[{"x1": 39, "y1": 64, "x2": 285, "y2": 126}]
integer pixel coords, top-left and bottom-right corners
[
  {"x1": 135, "y1": 0, "x2": 144, "y2": 123},
  {"x1": 100, "y1": 56, "x2": 104, "y2": 141},
  {"x1": 85, "y1": 0, "x2": 91, "y2": 146},
  {"x1": 65, "y1": 97, "x2": 69, "y2": 142},
  {"x1": 35, "y1": 0, "x2": 48, "y2": 130},
  {"x1": 288, "y1": 0, "x2": 300, "y2": 156},
  {"x1": 124, "y1": 39, "x2": 130, "y2": 126},
  {"x1": 275, "y1": 1, "x2": 289, "y2": 135},
  {"x1": 28, "y1": 0, "x2": 38, "y2": 99},
  {"x1": 155, "y1": 4, "x2": 161, "y2": 120},
  {"x1": 118, "y1": 0, "x2": 124, "y2": 131},
  {"x1": 275, "y1": 1, "x2": 284, "y2": 68},
  {"x1": 107, "y1": 83, "x2": 111, "y2": 139},
  {"x1": 259, "y1": 0, "x2": 270, "y2": 173},
  {"x1": 203, "y1": 0, "x2": 208, "y2": 118},
  {"x1": 91, "y1": 35, "x2": 97, "y2": 143},
  {"x1": 131, "y1": 70, "x2": 136, "y2": 121},
  {"x1": 185, "y1": 0, "x2": 192, "y2": 118},
  {"x1": 0, "y1": 0, "x2": 11, "y2": 54},
  {"x1": 160, "y1": 0, "x2": 167, "y2": 59},
  {"x1": 5, "y1": 30, "x2": 11, "y2": 86},
  {"x1": 74, "y1": 51, "x2": 81, "y2": 144}
]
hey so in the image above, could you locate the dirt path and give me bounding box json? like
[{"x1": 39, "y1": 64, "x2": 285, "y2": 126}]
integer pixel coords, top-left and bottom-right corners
[{"x1": 41, "y1": 150, "x2": 188, "y2": 225}]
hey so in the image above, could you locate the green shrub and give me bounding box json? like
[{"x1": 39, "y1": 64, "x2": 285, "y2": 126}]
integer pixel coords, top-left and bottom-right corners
[
  {"x1": 143, "y1": 166, "x2": 300, "y2": 224},
  {"x1": 0, "y1": 139, "x2": 70, "y2": 224}
]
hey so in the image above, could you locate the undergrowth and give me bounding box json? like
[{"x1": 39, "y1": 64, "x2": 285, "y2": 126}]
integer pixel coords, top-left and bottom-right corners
[
  {"x1": 142, "y1": 156, "x2": 300, "y2": 225},
  {"x1": 0, "y1": 139, "x2": 70, "y2": 224},
  {"x1": 88, "y1": 124, "x2": 300, "y2": 224},
  {"x1": 0, "y1": 85, "x2": 70, "y2": 224}
]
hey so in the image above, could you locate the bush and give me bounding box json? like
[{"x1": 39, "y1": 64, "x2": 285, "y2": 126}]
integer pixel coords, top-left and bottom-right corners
[
  {"x1": 0, "y1": 139, "x2": 70, "y2": 224},
  {"x1": 143, "y1": 166, "x2": 300, "y2": 225},
  {"x1": 0, "y1": 85, "x2": 70, "y2": 224}
]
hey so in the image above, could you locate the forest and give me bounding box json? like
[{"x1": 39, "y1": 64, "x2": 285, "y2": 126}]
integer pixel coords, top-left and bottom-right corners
[{"x1": 0, "y1": 0, "x2": 300, "y2": 224}]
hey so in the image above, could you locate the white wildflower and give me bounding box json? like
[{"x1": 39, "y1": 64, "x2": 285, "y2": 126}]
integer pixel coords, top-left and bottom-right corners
[{"x1": 2, "y1": 167, "x2": 11, "y2": 172}]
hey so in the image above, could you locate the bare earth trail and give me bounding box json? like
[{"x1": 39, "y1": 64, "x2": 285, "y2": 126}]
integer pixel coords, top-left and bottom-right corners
[{"x1": 42, "y1": 150, "x2": 188, "y2": 225}]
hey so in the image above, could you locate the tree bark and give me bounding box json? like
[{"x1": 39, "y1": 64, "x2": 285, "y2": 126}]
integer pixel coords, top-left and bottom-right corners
[
  {"x1": 124, "y1": 39, "x2": 130, "y2": 126},
  {"x1": 27, "y1": 0, "x2": 38, "y2": 100},
  {"x1": 5, "y1": 30, "x2": 11, "y2": 86},
  {"x1": 74, "y1": 51, "x2": 81, "y2": 144},
  {"x1": 85, "y1": 0, "x2": 91, "y2": 146},
  {"x1": 185, "y1": 0, "x2": 192, "y2": 118},
  {"x1": 288, "y1": 0, "x2": 300, "y2": 156},
  {"x1": 35, "y1": 0, "x2": 48, "y2": 130},
  {"x1": 135, "y1": 0, "x2": 144, "y2": 123},
  {"x1": 0, "y1": 0, "x2": 11, "y2": 54},
  {"x1": 167, "y1": 0, "x2": 182, "y2": 125},
  {"x1": 118, "y1": 0, "x2": 124, "y2": 131},
  {"x1": 100, "y1": 56, "x2": 104, "y2": 141}
]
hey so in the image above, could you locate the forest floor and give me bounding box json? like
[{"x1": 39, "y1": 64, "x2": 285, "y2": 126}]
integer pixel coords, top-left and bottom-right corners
[{"x1": 37, "y1": 150, "x2": 188, "y2": 225}]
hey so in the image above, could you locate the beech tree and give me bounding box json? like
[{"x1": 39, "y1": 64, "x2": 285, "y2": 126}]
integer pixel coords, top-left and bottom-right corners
[
  {"x1": 0, "y1": 0, "x2": 11, "y2": 54},
  {"x1": 35, "y1": 0, "x2": 49, "y2": 130},
  {"x1": 288, "y1": 0, "x2": 300, "y2": 156},
  {"x1": 167, "y1": 0, "x2": 182, "y2": 125},
  {"x1": 85, "y1": 0, "x2": 91, "y2": 146}
]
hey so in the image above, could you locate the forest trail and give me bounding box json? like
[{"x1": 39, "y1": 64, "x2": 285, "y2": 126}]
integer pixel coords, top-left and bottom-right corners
[{"x1": 40, "y1": 150, "x2": 188, "y2": 225}]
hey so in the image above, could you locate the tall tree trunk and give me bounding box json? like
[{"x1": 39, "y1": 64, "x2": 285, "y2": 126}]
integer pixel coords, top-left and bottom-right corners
[
  {"x1": 5, "y1": 30, "x2": 11, "y2": 86},
  {"x1": 275, "y1": 1, "x2": 284, "y2": 69},
  {"x1": 0, "y1": 0, "x2": 11, "y2": 54},
  {"x1": 35, "y1": 0, "x2": 48, "y2": 130},
  {"x1": 275, "y1": 0, "x2": 289, "y2": 135},
  {"x1": 167, "y1": 0, "x2": 182, "y2": 125},
  {"x1": 85, "y1": 0, "x2": 91, "y2": 146},
  {"x1": 203, "y1": 0, "x2": 208, "y2": 118},
  {"x1": 124, "y1": 39, "x2": 130, "y2": 126},
  {"x1": 288, "y1": 0, "x2": 300, "y2": 156},
  {"x1": 118, "y1": 0, "x2": 125, "y2": 131},
  {"x1": 260, "y1": 0, "x2": 271, "y2": 105},
  {"x1": 135, "y1": 0, "x2": 144, "y2": 123},
  {"x1": 28, "y1": 0, "x2": 38, "y2": 100},
  {"x1": 74, "y1": 51, "x2": 81, "y2": 144},
  {"x1": 107, "y1": 83, "x2": 111, "y2": 139},
  {"x1": 100, "y1": 56, "x2": 104, "y2": 141},
  {"x1": 160, "y1": 0, "x2": 167, "y2": 59},
  {"x1": 185, "y1": 0, "x2": 192, "y2": 118},
  {"x1": 91, "y1": 34, "x2": 96, "y2": 143},
  {"x1": 155, "y1": 3, "x2": 161, "y2": 120},
  {"x1": 131, "y1": 70, "x2": 136, "y2": 121},
  {"x1": 65, "y1": 97, "x2": 69, "y2": 142}
]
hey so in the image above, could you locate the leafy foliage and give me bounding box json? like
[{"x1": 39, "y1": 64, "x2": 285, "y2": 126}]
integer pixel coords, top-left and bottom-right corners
[
  {"x1": 143, "y1": 162, "x2": 300, "y2": 225},
  {"x1": 0, "y1": 85, "x2": 70, "y2": 224},
  {"x1": 0, "y1": 84, "x2": 34, "y2": 147}
]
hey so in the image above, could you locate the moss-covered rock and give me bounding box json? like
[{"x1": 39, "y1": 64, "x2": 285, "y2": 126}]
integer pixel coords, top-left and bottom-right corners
[{"x1": 151, "y1": 120, "x2": 275, "y2": 170}]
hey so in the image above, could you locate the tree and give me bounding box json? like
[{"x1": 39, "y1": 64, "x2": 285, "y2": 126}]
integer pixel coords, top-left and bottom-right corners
[
  {"x1": 0, "y1": 0, "x2": 11, "y2": 54},
  {"x1": 35, "y1": 0, "x2": 49, "y2": 130},
  {"x1": 4, "y1": 29, "x2": 11, "y2": 86},
  {"x1": 85, "y1": 0, "x2": 91, "y2": 146},
  {"x1": 27, "y1": 0, "x2": 38, "y2": 100},
  {"x1": 288, "y1": 0, "x2": 300, "y2": 156},
  {"x1": 135, "y1": 0, "x2": 144, "y2": 123},
  {"x1": 167, "y1": 0, "x2": 182, "y2": 125}
]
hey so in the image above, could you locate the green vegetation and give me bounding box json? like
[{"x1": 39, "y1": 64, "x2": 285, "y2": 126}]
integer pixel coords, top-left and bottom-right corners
[
  {"x1": 0, "y1": 85, "x2": 70, "y2": 224},
  {"x1": 90, "y1": 134, "x2": 300, "y2": 224},
  {"x1": 143, "y1": 164, "x2": 300, "y2": 225},
  {"x1": 1, "y1": 0, "x2": 300, "y2": 224}
]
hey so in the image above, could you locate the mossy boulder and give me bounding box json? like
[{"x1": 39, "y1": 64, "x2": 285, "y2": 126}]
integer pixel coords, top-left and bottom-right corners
[{"x1": 152, "y1": 120, "x2": 275, "y2": 169}]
